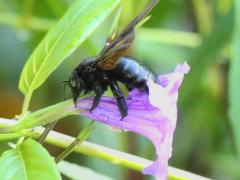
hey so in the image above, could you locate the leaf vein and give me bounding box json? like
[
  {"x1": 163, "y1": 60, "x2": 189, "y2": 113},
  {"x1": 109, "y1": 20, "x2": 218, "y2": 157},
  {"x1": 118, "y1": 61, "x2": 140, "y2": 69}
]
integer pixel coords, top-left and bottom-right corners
[
  {"x1": 24, "y1": 70, "x2": 30, "y2": 88},
  {"x1": 28, "y1": 0, "x2": 94, "y2": 91},
  {"x1": 17, "y1": 147, "x2": 28, "y2": 179},
  {"x1": 33, "y1": 55, "x2": 37, "y2": 75}
]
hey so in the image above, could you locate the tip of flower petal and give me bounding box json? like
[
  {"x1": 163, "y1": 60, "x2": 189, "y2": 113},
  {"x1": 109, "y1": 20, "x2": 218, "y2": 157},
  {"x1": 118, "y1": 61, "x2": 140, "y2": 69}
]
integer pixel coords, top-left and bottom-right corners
[
  {"x1": 76, "y1": 62, "x2": 190, "y2": 180},
  {"x1": 175, "y1": 62, "x2": 190, "y2": 74}
]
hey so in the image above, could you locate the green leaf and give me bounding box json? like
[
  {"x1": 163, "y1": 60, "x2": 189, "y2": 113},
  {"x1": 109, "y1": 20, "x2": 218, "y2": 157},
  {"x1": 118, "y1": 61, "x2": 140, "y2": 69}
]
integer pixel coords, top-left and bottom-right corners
[
  {"x1": 19, "y1": 0, "x2": 120, "y2": 95},
  {"x1": 229, "y1": 1, "x2": 240, "y2": 155},
  {"x1": 58, "y1": 161, "x2": 114, "y2": 180},
  {"x1": 0, "y1": 138, "x2": 61, "y2": 180}
]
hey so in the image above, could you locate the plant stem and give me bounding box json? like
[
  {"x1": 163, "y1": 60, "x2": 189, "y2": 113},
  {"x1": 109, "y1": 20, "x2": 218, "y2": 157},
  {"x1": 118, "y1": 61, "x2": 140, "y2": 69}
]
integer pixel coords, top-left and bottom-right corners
[
  {"x1": 191, "y1": 0, "x2": 212, "y2": 35},
  {"x1": 55, "y1": 121, "x2": 95, "y2": 163},
  {"x1": 21, "y1": 90, "x2": 33, "y2": 115},
  {"x1": 0, "y1": 118, "x2": 210, "y2": 180},
  {"x1": 38, "y1": 121, "x2": 58, "y2": 144},
  {"x1": 20, "y1": 0, "x2": 35, "y2": 27}
]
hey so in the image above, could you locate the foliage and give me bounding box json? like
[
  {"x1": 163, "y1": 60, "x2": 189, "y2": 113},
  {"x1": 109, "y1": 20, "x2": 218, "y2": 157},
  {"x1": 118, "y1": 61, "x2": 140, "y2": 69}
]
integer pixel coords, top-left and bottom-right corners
[
  {"x1": 0, "y1": 0, "x2": 238, "y2": 179},
  {"x1": 0, "y1": 138, "x2": 61, "y2": 180}
]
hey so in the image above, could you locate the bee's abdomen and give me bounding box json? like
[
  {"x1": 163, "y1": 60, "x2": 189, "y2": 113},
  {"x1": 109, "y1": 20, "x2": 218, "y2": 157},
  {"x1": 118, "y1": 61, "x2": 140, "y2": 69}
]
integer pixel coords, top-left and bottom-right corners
[{"x1": 109, "y1": 56, "x2": 157, "y2": 90}]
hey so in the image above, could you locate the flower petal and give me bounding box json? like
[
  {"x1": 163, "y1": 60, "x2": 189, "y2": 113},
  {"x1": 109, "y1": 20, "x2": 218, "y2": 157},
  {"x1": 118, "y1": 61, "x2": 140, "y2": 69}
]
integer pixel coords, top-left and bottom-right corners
[{"x1": 75, "y1": 62, "x2": 190, "y2": 179}]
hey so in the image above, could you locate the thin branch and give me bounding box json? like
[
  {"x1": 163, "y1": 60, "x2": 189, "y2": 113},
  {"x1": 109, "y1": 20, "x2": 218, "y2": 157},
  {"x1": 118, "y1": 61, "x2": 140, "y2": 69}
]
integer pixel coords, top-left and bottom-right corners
[
  {"x1": 0, "y1": 118, "x2": 210, "y2": 180},
  {"x1": 38, "y1": 121, "x2": 58, "y2": 144},
  {"x1": 55, "y1": 121, "x2": 95, "y2": 163}
]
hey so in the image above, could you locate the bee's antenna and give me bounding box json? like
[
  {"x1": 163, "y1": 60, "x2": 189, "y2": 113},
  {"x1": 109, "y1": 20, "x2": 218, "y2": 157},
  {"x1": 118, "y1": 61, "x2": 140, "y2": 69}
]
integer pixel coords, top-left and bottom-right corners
[{"x1": 60, "y1": 80, "x2": 69, "y2": 84}]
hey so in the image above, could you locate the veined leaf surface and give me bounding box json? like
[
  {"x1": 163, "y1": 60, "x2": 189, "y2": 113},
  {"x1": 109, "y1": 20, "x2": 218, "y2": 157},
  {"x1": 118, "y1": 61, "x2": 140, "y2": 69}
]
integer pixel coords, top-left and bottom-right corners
[
  {"x1": 0, "y1": 138, "x2": 61, "y2": 180},
  {"x1": 19, "y1": 0, "x2": 120, "y2": 95}
]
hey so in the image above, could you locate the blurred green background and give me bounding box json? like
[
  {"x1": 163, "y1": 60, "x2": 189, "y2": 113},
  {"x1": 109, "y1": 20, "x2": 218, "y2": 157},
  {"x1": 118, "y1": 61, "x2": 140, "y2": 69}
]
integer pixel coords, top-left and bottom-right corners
[{"x1": 0, "y1": 0, "x2": 239, "y2": 179}]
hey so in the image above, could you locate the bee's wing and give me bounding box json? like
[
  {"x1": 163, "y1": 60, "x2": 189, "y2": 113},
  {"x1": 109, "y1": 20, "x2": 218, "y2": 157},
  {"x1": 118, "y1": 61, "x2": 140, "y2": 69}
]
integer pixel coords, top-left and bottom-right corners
[
  {"x1": 96, "y1": 0, "x2": 160, "y2": 70},
  {"x1": 97, "y1": 30, "x2": 135, "y2": 70}
]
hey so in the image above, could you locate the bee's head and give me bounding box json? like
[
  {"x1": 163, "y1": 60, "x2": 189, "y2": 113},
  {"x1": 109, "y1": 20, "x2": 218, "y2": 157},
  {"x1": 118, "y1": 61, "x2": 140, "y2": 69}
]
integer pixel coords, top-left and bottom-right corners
[
  {"x1": 67, "y1": 69, "x2": 84, "y2": 106},
  {"x1": 63, "y1": 58, "x2": 96, "y2": 106}
]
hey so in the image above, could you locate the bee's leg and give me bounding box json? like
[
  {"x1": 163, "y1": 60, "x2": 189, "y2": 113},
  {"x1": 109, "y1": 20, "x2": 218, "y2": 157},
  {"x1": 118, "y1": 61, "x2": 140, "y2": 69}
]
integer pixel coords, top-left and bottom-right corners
[
  {"x1": 109, "y1": 80, "x2": 128, "y2": 119},
  {"x1": 90, "y1": 82, "x2": 104, "y2": 112}
]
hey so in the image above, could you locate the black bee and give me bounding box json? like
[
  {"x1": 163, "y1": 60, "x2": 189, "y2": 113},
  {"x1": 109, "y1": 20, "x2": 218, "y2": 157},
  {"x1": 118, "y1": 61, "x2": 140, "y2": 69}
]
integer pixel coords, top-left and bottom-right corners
[{"x1": 67, "y1": 0, "x2": 160, "y2": 119}]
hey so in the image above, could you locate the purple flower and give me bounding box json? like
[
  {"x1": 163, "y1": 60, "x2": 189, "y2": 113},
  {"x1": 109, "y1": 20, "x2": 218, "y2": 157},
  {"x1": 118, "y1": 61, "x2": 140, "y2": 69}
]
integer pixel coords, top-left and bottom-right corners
[{"x1": 76, "y1": 62, "x2": 190, "y2": 180}]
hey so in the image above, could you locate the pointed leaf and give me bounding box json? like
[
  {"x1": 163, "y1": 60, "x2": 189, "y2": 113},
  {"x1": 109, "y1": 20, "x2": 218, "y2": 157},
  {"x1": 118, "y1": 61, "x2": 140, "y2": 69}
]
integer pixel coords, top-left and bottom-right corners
[
  {"x1": 19, "y1": 0, "x2": 120, "y2": 95},
  {"x1": 0, "y1": 138, "x2": 61, "y2": 180}
]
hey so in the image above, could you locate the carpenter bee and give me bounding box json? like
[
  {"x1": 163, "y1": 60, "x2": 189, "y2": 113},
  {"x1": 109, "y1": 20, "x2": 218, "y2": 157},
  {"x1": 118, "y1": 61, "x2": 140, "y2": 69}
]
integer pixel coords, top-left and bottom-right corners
[{"x1": 67, "y1": 0, "x2": 160, "y2": 119}]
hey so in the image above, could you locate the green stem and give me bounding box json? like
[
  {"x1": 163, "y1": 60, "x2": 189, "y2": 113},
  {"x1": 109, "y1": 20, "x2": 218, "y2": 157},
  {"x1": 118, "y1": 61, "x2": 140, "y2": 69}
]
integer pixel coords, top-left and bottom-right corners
[
  {"x1": 20, "y1": 0, "x2": 35, "y2": 28},
  {"x1": 21, "y1": 90, "x2": 33, "y2": 114},
  {"x1": 55, "y1": 121, "x2": 95, "y2": 163},
  {"x1": 0, "y1": 118, "x2": 210, "y2": 180},
  {"x1": 38, "y1": 121, "x2": 58, "y2": 144},
  {"x1": 192, "y1": 0, "x2": 212, "y2": 35}
]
